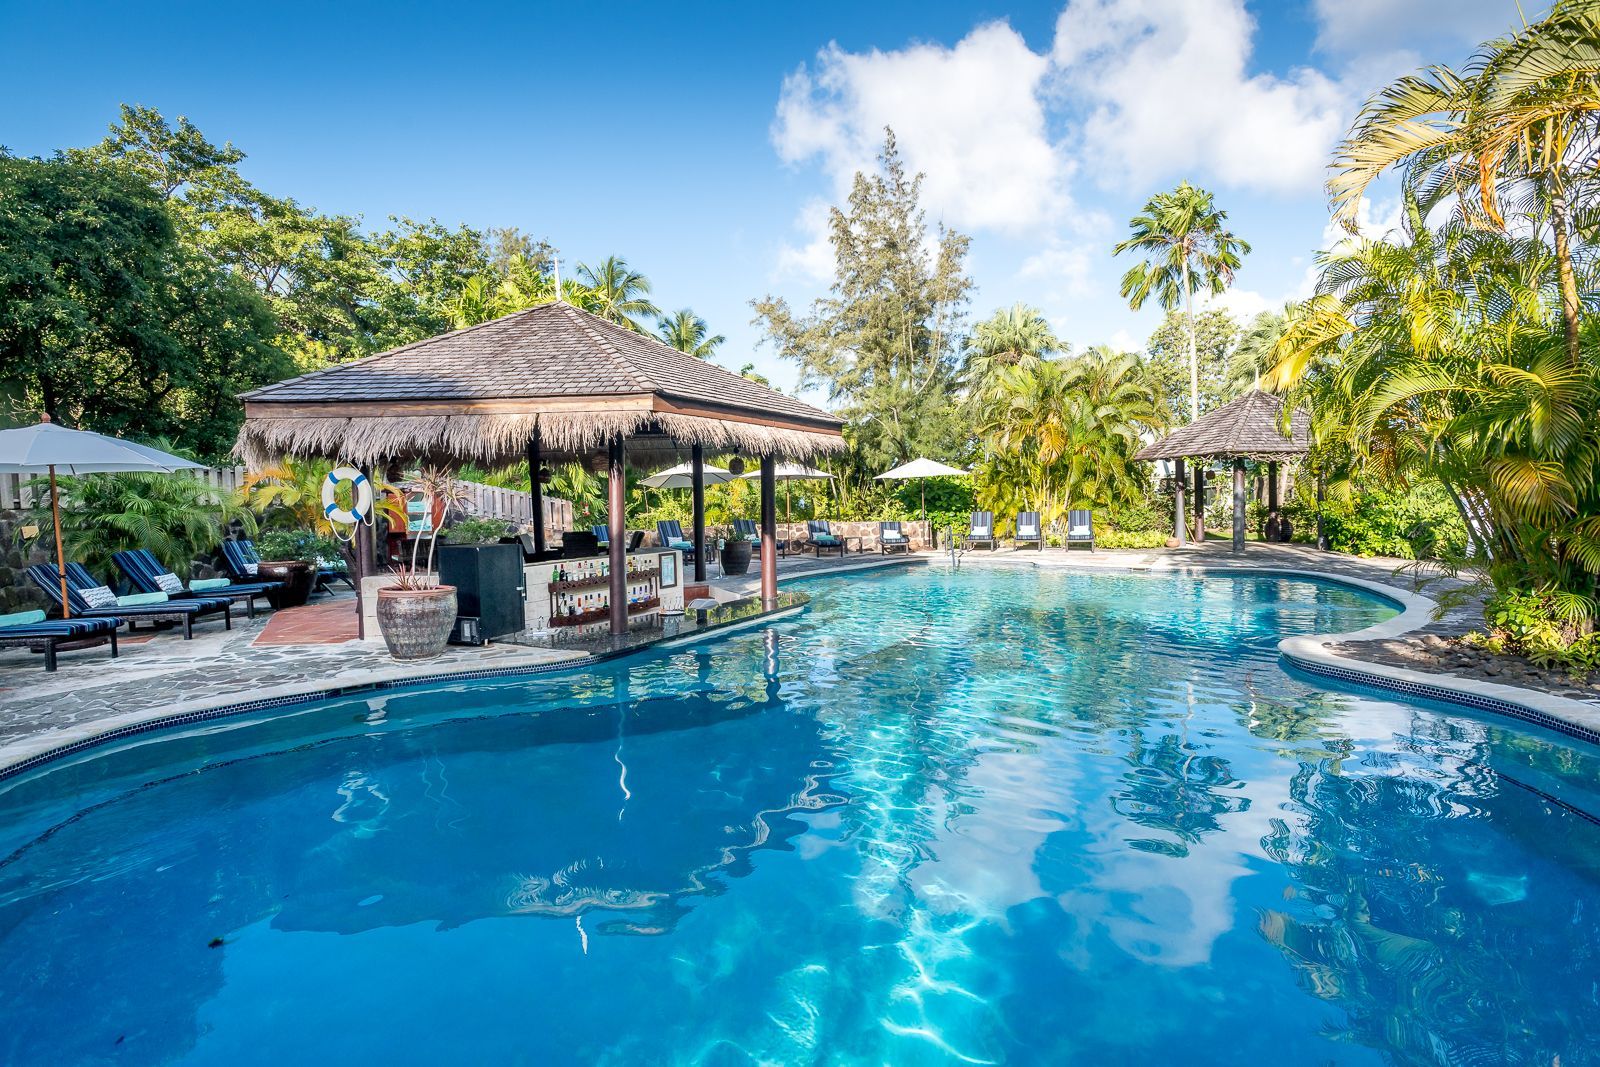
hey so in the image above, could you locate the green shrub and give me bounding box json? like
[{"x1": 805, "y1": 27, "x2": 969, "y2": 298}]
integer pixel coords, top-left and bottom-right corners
[
  {"x1": 1097, "y1": 530, "x2": 1168, "y2": 549},
  {"x1": 1483, "y1": 589, "x2": 1600, "y2": 677},
  {"x1": 443, "y1": 517, "x2": 512, "y2": 545},
  {"x1": 1282, "y1": 482, "x2": 1466, "y2": 559},
  {"x1": 256, "y1": 528, "x2": 340, "y2": 563}
]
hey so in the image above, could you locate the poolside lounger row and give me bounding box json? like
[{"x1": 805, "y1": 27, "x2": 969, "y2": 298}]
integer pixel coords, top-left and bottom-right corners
[
  {"x1": 26, "y1": 563, "x2": 233, "y2": 640},
  {"x1": 115, "y1": 548, "x2": 280, "y2": 619},
  {"x1": 962, "y1": 511, "x2": 1095, "y2": 551},
  {"x1": 0, "y1": 612, "x2": 121, "y2": 671}
]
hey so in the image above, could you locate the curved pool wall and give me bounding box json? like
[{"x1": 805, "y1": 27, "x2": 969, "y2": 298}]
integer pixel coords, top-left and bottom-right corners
[{"x1": 4, "y1": 566, "x2": 1600, "y2": 1064}]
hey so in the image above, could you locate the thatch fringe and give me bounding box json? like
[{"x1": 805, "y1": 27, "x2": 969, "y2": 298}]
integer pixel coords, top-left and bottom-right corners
[{"x1": 234, "y1": 411, "x2": 846, "y2": 469}]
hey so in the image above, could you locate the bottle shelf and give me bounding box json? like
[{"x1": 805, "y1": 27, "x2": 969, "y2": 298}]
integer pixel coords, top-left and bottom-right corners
[
  {"x1": 547, "y1": 567, "x2": 659, "y2": 594},
  {"x1": 546, "y1": 596, "x2": 661, "y2": 628}
]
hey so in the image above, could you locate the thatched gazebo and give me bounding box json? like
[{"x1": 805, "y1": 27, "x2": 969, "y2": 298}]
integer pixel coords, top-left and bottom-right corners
[
  {"x1": 1133, "y1": 390, "x2": 1310, "y2": 552},
  {"x1": 237, "y1": 302, "x2": 846, "y2": 630}
]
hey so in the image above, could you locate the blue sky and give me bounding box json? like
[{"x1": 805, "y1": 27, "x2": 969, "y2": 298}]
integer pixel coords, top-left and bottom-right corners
[{"x1": 2, "y1": 0, "x2": 1537, "y2": 397}]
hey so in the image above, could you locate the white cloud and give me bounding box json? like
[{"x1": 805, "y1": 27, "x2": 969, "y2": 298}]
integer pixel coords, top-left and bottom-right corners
[
  {"x1": 1052, "y1": 0, "x2": 1347, "y2": 194},
  {"x1": 772, "y1": 198, "x2": 834, "y2": 284},
  {"x1": 772, "y1": 22, "x2": 1072, "y2": 232},
  {"x1": 1311, "y1": 0, "x2": 1527, "y2": 57},
  {"x1": 1018, "y1": 240, "x2": 1098, "y2": 301}
]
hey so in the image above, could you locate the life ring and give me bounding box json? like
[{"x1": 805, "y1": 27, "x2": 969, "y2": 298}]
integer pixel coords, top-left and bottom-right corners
[{"x1": 322, "y1": 466, "x2": 373, "y2": 526}]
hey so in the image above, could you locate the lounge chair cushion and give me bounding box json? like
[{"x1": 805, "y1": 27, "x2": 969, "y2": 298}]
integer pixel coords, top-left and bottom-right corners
[
  {"x1": 189, "y1": 577, "x2": 232, "y2": 592},
  {"x1": 152, "y1": 572, "x2": 185, "y2": 595},
  {"x1": 670, "y1": 540, "x2": 694, "y2": 551},
  {"x1": 241, "y1": 562, "x2": 259, "y2": 576},
  {"x1": 812, "y1": 535, "x2": 840, "y2": 545},
  {"x1": 1069, "y1": 524, "x2": 1091, "y2": 537},
  {"x1": 80, "y1": 585, "x2": 119, "y2": 609},
  {"x1": 0, "y1": 609, "x2": 46, "y2": 627},
  {"x1": 1018, "y1": 523, "x2": 1038, "y2": 537},
  {"x1": 116, "y1": 591, "x2": 170, "y2": 607}
]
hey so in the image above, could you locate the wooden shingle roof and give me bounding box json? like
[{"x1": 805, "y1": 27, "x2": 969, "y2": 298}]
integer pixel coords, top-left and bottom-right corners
[
  {"x1": 237, "y1": 302, "x2": 845, "y2": 467},
  {"x1": 1134, "y1": 390, "x2": 1310, "y2": 461},
  {"x1": 241, "y1": 302, "x2": 836, "y2": 428}
]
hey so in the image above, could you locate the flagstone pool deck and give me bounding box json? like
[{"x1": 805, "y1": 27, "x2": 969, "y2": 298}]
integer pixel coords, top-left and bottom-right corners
[{"x1": 2, "y1": 542, "x2": 1598, "y2": 776}]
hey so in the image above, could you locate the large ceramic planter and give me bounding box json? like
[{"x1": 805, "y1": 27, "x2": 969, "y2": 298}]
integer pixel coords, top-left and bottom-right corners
[
  {"x1": 376, "y1": 585, "x2": 458, "y2": 660},
  {"x1": 256, "y1": 560, "x2": 316, "y2": 609},
  {"x1": 720, "y1": 539, "x2": 753, "y2": 576}
]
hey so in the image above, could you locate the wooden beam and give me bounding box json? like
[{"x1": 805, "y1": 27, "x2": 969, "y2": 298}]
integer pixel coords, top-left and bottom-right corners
[
  {"x1": 760, "y1": 455, "x2": 778, "y2": 606},
  {"x1": 691, "y1": 443, "x2": 707, "y2": 583}
]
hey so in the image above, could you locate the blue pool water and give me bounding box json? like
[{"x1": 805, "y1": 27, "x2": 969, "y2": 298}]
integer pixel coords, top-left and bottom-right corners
[{"x1": 3, "y1": 566, "x2": 1599, "y2": 1065}]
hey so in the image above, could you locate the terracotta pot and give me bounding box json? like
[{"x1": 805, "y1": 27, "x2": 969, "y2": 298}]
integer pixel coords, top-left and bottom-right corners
[
  {"x1": 376, "y1": 585, "x2": 458, "y2": 660},
  {"x1": 256, "y1": 560, "x2": 316, "y2": 609}
]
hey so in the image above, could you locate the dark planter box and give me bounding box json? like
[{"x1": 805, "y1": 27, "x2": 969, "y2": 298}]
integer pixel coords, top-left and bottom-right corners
[{"x1": 438, "y1": 543, "x2": 526, "y2": 640}]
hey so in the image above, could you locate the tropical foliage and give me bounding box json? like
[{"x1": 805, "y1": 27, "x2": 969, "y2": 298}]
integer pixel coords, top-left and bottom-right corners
[
  {"x1": 1270, "y1": 0, "x2": 1600, "y2": 643},
  {"x1": 1115, "y1": 181, "x2": 1251, "y2": 421}
]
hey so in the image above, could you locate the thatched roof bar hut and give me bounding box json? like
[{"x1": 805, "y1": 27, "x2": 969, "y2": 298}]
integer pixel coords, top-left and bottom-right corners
[
  {"x1": 236, "y1": 302, "x2": 845, "y2": 629},
  {"x1": 1133, "y1": 390, "x2": 1310, "y2": 553}
]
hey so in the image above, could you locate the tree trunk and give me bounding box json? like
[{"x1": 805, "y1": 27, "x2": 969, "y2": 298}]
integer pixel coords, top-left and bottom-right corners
[
  {"x1": 1551, "y1": 183, "x2": 1583, "y2": 365},
  {"x1": 1181, "y1": 258, "x2": 1199, "y2": 422}
]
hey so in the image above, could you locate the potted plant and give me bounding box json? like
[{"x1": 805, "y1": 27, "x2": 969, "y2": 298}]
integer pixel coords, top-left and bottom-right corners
[
  {"x1": 255, "y1": 529, "x2": 334, "y2": 608},
  {"x1": 376, "y1": 467, "x2": 465, "y2": 660}
]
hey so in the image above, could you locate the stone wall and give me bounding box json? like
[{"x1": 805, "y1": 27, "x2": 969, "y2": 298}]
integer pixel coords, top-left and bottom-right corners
[{"x1": 0, "y1": 511, "x2": 49, "y2": 615}]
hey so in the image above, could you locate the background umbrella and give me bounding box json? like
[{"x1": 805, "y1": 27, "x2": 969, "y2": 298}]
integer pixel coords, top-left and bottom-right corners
[
  {"x1": 0, "y1": 416, "x2": 203, "y2": 616},
  {"x1": 875, "y1": 457, "x2": 970, "y2": 545},
  {"x1": 640, "y1": 462, "x2": 733, "y2": 490},
  {"x1": 738, "y1": 461, "x2": 835, "y2": 524}
]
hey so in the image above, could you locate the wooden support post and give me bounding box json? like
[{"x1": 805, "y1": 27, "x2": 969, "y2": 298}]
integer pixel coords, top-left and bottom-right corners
[
  {"x1": 1172, "y1": 458, "x2": 1186, "y2": 547},
  {"x1": 1193, "y1": 462, "x2": 1206, "y2": 543},
  {"x1": 49, "y1": 465, "x2": 69, "y2": 618},
  {"x1": 760, "y1": 455, "x2": 778, "y2": 606},
  {"x1": 1267, "y1": 460, "x2": 1280, "y2": 542},
  {"x1": 1232, "y1": 458, "x2": 1246, "y2": 553},
  {"x1": 608, "y1": 435, "x2": 627, "y2": 636},
  {"x1": 1316, "y1": 469, "x2": 1328, "y2": 551},
  {"x1": 355, "y1": 464, "x2": 375, "y2": 639},
  {"x1": 691, "y1": 443, "x2": 707, "y2": 583},
  {"x1": 527, "y1": 429, "x2": 546, "y2": 558}
]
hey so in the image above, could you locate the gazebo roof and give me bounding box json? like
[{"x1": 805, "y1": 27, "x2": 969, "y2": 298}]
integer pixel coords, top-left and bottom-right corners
[
  {"x1": 236, "y1": 302, "x2": 845, "y2": 466},
  {"x1": 1133, "y1": 390, "x2": 1310, "y2": 462}
]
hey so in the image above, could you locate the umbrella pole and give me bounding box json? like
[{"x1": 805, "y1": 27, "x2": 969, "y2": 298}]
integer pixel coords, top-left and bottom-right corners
[{"x1": 50, "y1": 464, "x2": 69, "y2": 619}]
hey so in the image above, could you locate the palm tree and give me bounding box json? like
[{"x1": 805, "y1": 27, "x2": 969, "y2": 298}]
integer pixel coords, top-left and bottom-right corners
[
  {"x1": 1114, "y1": 182, "x2": 1251, "y2": 421},
  {"x1": 1229, "y1": 307, "x2": 1293, "y2": 395},
  {"x1": 575, "y1": 255, "x2": 660, "y2": 333},
  {"x1": 657, "y1": 309, "x2": 725, "y2": 358},
  {"x1": 965, "y1": 303, "x2": 1059, "y2": 399},
  {"x1": 1328, "y1": 0, "x2": 1600, "y2": 363}
]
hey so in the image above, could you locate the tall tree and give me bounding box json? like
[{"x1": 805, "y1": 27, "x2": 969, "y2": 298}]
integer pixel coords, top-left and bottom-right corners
[
  {"x1": 1141, "y1": 308, "x2": 1240, "y2": 422},
  {"x1": 1328, "y1": 0, "x2": 1600, "y2": 363},
  {"x1": 965, "y1": 303, "x2": 1059, "y2": 400},
  {"x1": 1114, "y1": 182, "x2": 1250, "y2": 421},
  {"x1": 752, "y1": 128, "x2": 973, "y2": 470},
  {"x1": 0, "y1": 154, "x2": 289, "y2": 455},
  {"x1": 575, "y1": 255, "x2": 660, "y2": 333},
  {"x1": 657, "y1": 309, "x2": 724, "y2": 358}
]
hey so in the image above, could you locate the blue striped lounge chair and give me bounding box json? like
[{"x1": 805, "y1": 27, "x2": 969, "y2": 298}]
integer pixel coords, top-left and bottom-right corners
[
  {"x1": 731, "y1": 518, "x2": 763, "y2": 556},
  {"x1": 1014, "y1": 511, "x2": 1043, "y2": 550},
  {"x1": 0, "y1": 609, "x2": 121, "y2": 671},
  {"x1": 222, "y1": 539, "x2": 351, "y2": 595},
  {"x1": 878, "y1": 521, "x2": 910, "y2": 554},
  {"x1": 656, "y1": 520, "x2": 696, "y2": 563},
  {"x1": 965, "y1": 512, "x2": 996, "y2": 550},
  {"x1": 27, "y1": 563, "x2": 232, "y2": 640},
  {"x1": 1066, "y1": 509, "x2": 1095, "y2": 551},
  {"x1": 805, "y1": 520, "x2": 844, "y2": 557},
  {"x1": 591, "y1": 524, "x2": 610, "y2": 547},
  {"x1": 115, "y1": 548, "x2": 279, "y2": 619}
]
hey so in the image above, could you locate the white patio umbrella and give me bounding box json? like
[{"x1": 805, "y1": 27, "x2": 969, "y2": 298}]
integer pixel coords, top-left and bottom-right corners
[
  {"x1": 0, "y1": 416, "x2": 204, "y2": 617},
  {"x1": 640, "y1": 461, "x2": 733, "y2": 490},
  {"x1": 738, "y1": 461, "x2": 835, "y2": 524},
  {"x1": 875, "y1": 457, "x2": 970, "y2": 543}
]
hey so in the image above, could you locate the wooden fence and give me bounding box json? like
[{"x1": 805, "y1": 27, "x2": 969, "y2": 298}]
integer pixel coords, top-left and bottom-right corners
[{"x1": 1, "y1": 466, "x2": 573, "y2": 532}]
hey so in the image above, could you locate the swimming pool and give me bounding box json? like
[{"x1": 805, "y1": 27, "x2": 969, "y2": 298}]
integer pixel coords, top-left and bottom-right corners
[{"x1": 2, "y1": 566, "x2": 1598, "y2": 1065}]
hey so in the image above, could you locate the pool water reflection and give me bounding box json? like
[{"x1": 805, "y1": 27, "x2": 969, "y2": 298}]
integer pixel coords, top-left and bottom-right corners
[{"x1": 1, "y1": 567, "x2": 1597, "y2": 1065}]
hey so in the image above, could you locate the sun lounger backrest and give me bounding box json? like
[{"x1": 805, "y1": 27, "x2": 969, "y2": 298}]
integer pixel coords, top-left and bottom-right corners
[
  {"x1": 1016, "y1": 512, "x2": 1040, "y2": 537},
  {"x1": 1067, "y1": 510, "x2": 1094, "y2": 536},
  {"x1": 969, "y1": 512, "x2": 992, "y2": 535}
]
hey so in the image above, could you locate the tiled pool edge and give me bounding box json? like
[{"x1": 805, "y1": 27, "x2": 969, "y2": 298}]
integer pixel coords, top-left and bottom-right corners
[{"x1": 0, "y1": 601, "x2": 810, "y2": 782}]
